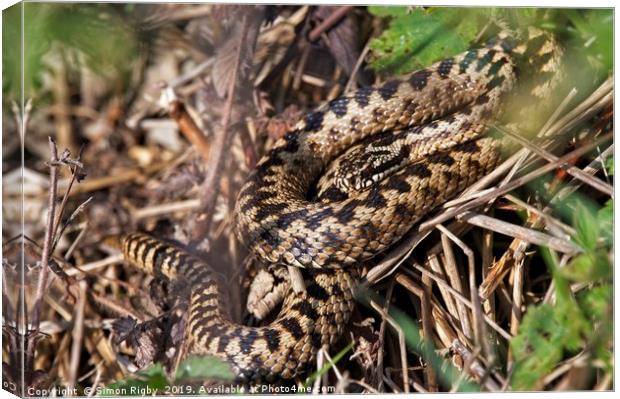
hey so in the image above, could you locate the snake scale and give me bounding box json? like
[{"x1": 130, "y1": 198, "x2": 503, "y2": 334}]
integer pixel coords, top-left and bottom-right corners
[{"x1": 118, "y1": 28, "x2": 561, "y2": 381}]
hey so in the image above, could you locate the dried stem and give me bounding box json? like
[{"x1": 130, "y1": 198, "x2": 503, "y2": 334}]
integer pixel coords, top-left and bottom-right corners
[
  {"x1": 66, "y1": 281, "x2": 87, "y2": 394},
  {"x1": 308, "y1": 6, "x2": 354, "y2": 42},
  {"x1": 192, "y1": 10, "x2": 260, "y2": 242},
  {"x1": 496, "y1": 125, "x2": 613, "y2": 197},
  {"x1": 30, "y1": 138, "x2": 60, "y2": 332},
  {"x1": 419, "y1": 132, "x2": 612, "y2": 231},
  {"x1": 168, "y1": 97, "x2": 212, "y2": 161}
]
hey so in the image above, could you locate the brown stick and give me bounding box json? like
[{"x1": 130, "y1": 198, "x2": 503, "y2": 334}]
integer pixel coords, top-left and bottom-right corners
[
  {"x1": 308, "y1": 6, "x2": 354, "y2": 42},
  {"x1": 192, "y1": 12, "x2": 256, "y2": 243},
  {"x1": 25, "y1": 138, "x2": 63, "y2": 390},
  {"x1": 57, "y1": 160, "x2": 173, "y2": 196},
  {"x1": 169, "y1": 99, "x2": 212, "y2": 161},
  {"x1": 30, "y1": 138, "x2": 59, "y2": 331}
]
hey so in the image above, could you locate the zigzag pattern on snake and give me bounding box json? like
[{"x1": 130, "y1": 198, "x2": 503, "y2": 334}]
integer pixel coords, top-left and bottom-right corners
[{"x1": 118, "y1": 28, "x2": 562, "y2": 381}]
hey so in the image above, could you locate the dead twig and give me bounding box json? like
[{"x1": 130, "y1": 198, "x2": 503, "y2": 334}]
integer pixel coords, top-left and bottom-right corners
[
  {"x1": 167, "y1": 95, "x2": 212, "y2": 161},
  {"x1": 344, "y1": 40, "x2": 371, "y2": 93},
  {"x1": 496, "y1": 125, "x2": 613, "y2": 197},
  {"x1": 30, "y1": 138, "x2": 60, "y2": 332},
  {"x1": 395, "y1": 272, "x2": 437, "y2": 391},
  {"x1": 438, "y1": 228, "x2": 473, "y2": 340},
  {"x1": 192, "y1": 11, "x2": 259, "y2": 243},
  {"x1": 308, "y1": 6, "x2": 354, "y2": 42},
  {"x1": 409, "y1": 262, "x2": 512, "y2": 341},
  {"x1": 457, "y1": 212, "x2": 580, "y2": 254},
  {"x1": 67, "y1": 281, "x2": 87, "y2": 395},
  {"x1": 370, "y1": 300, "x2": 410, "y2": 392},
  {"x1": 57, "y1": 160, "x2": 174, "y2": 196},
  {"x1": 437, "y1": 224, "x2": 494, "y2": 366}
]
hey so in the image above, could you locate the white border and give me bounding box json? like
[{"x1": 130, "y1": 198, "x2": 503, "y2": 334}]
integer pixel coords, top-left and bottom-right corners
[{"x1": 0, "y1": 1, "x2": 616, "y2": 399}]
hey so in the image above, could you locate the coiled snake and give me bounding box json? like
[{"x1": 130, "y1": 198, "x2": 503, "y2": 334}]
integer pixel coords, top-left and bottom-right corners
[{"x1": 118, "y1": 28, "x2": 562, "y2": 381}]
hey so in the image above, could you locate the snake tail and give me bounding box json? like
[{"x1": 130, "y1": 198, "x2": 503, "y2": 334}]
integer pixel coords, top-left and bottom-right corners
[{"x1": 120, "y1": 232, "x2": 356, "y2": 381}]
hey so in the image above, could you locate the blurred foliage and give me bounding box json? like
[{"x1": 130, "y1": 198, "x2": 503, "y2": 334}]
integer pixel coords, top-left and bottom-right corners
[
  {"x1": 2, "y1": 3, "x2": 141, "y2": 106},
  {"x1": 174, "y1": 356, "x2": 236, "y2": 382},
  {"x1": 368, "y1": 7, "x2": 612, "y2": 83},
  {"x1": 604, "y1": 157, "x2": 613, "y2": 176},
  {"x1": 102, "y1": 356, "x2": 234, "y2": 396},
  {"x1": 510, "y1": 194, "x2": 613, "y2": 390},
  {"x1": 102, "y1": 363, "x2": 168, "y2": 396},
  {"x1": 367, "y1": 7, "x2": 480, "y2": 74}
]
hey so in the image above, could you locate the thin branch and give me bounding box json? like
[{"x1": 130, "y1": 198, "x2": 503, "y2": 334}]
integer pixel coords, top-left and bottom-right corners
[
  {"x1": 437, "y1": 224, "x2": 493, "y2": 365},
  {"x1": 192, "y1": 11, "x2": 258, "y2": 242},
  {"x1": 439, "y1": 228, "x2": 473, "y2": 340},
  {"x1": 308, "y1": 6, "x2": 354, "y2": 42},
  {"x1": 167, "y1": 94, "x2": 212, "y2": 161},
  {"x1": 409, "y1": 262, "x2": 512, "y2": 341},
  {"x1": 30, "y1": 138, "x2": 60, "y2": 331},
  {"x1": 458, "y1": 212, "x2": 580, "y2": 254},
  {"x1": 67, "y1": 281, "x2": 87, "y2": 394},
  {"x1": 370, "y1": 300, "x2": 410, "y2": 392},
  {"x1": 344, "y1": 40, "x2": 371, "y2": 93}
]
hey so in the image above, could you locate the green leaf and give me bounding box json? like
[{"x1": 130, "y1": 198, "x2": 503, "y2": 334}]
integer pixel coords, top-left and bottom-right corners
[
  {"x1": 367, "y1": 5, "x2": 411, "y2": 17},
  {"x1": 103, "y1": 364, "x2": 168, "y2": 395},
  {"x1": 604, "y1": 157, "x2": 613, "y2": 176},
  {"x1": 175, "y1": 356, "x2": 235, "y2": 382},
  {"x1": 578, "y1": 284, "x2": 613, "y2": 373},
  {"x1": 597, "y1": 199, "x2": 613, "y2": 247},
  {"x1": 579, "y1": 284, "x2": 612, "y2": 322},
  {"x1": 368, "y1": 7, "x2": 480, "y2": 74},
  {"x1": 562, "y1": 251, "x2": 611, "y2": 283},
  {"x1": 510, "y1": 302, "x2": 587, "y2": 390},
  {"x1": 510, "y1": 305, "x2": 562, "y2": 390},
  {"x1": 572, "y1": 202, "x2": 599, "y2": 252},
  {"x1": 579, "y1": 9, "x2": 613, "y2": 75}
]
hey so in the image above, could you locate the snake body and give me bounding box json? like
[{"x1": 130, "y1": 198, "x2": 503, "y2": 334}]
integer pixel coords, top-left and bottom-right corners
[{"x1": 119, "y1": 29, "x2": 561, "y2": 381}]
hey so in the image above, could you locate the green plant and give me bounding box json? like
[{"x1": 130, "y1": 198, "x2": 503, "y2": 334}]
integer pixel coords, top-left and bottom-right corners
[
  {"x1": 3, "y1": 3, "x2": 140, "y2": 104},
  {"x1": 99, "y1": 356, "x2": 235, "y2": 396},
  {"x1": 510, "y1": 197, "x2": 613, "y2": 390}
]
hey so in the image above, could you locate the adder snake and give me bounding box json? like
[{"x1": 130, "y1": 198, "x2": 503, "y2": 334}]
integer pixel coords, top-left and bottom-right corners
[{"x1": 119, "y1": 28, "x2": 562, "y2": 381}]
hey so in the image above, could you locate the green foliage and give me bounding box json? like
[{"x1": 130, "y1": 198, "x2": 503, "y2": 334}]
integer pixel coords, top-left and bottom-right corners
[
  {"x1": 2, "y1": 3, "x2": 140, "y2": 103},
  {"x1": 564, "y1": 9, "x2": 613, "y2": 78},
  {"x1": 510, "y1": 304, "x2": 580, "y2": 390},
  {"x1": 572, "y1": 201, "x2": 600, "y2": 252},
  {"x1": 367, "y1": 7, "x2": 480, "y2": 74},
  {"x1": 103, "y1": 364, "x2": 169, "y2": 395},
  {"x1": 604, "y1": 157, "x2": 613, "y2": 176},
  {"x1": 175, "y1": 356, "x2": 236, "y2": 382},
  {"x1": 101, "y1": 356, "x2": 234, "y2": 396},
  {"x1": 510, "y1": 197, "x2": 613, "y2": 390},
  {"x1": 597, "y1": 199, "x2": 613, "y2": 247},
  {"x1": 367, "y1": 7, "x2": 612, "y2": 83}
]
